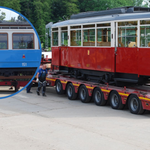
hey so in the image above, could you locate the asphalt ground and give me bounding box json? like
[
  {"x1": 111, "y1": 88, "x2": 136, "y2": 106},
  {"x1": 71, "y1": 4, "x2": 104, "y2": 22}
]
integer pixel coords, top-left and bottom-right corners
[{"x1": 0, "y1": 86, "x2": 149, "y2": 150}]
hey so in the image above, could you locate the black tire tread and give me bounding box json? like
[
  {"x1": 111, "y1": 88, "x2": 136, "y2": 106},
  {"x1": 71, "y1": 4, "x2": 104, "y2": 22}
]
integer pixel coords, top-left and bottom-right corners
[
  {"x1": 109, "y1": 90, "x2": 124, "y2": 110},
  {"x1": 66, "y1": 83, "x2": 77, "y2": 100},
  {"x1": 93, "y1": 88, "x2": 107, "y2": 106},
  {"x1": 79, "y1": 85, "x2": 91, "y2": 103}
]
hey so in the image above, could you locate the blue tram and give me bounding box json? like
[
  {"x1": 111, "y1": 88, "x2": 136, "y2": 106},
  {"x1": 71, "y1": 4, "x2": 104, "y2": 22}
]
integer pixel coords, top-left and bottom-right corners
[{"x1": 0, "y1": 22, "x2": 41, "y2": 77}]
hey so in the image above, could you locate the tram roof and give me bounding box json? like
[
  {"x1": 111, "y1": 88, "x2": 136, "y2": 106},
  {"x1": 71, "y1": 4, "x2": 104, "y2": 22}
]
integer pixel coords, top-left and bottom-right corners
[
  {"x1": 52, "y1": 7, "x2": 150, "y2": 28},
  {"x1": 0, "y1": 20, "x2": 30, "y2": 26}
]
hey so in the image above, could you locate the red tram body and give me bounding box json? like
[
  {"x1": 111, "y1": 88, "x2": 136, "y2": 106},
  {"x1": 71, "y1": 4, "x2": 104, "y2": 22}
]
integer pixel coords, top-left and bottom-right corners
[{"x1": 51, "y1": 7, "x2": 150, "y2": 84}]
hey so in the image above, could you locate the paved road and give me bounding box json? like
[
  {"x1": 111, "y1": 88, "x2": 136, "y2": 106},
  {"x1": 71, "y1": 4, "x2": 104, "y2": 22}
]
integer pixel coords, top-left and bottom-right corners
[{"x1": 0, "y1": 86, "x2": 149, "y2": 150}]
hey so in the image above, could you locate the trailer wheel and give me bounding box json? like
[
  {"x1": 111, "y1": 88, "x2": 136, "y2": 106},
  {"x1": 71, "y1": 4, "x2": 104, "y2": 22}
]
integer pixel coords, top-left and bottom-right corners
[
  {"x1": 110, "y1": 90, "x2": 124, "y2": 110},
  {"x1": 55, "y1": 80, "x2": 65, "y2": 95},
  {"x1": 128, "y1": 95, "x2": 144, "y2": 114},
  {"x1": 93, "y1": 88, "x2": 106, "y2": 106},
  {"x1": 79, "y1": 85, "x2": 91, "y2": 103},
  {"x1": 66, "y1": 83, "x2": 77, "y2": 100}
]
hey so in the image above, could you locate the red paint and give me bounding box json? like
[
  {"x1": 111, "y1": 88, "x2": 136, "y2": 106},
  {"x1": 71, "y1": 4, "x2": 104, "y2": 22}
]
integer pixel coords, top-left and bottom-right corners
[
  {"x1": 138, "y1": 48, "x2": 150, "y2": 76},
  {"x1": 60, "y1": 46, "x2": 115, "y2": 72},
  {"x1": 116, "y1": 47, "x2": 138, "y2": 74},
  {"x1": 22, "y1": 54, "x2": 25, "y2": 58},
  {"x1": 52, "y1": 47, "x2": 61, "y2": 66},
  {"x1": 52, "y1": 46, "x2": 150, "y2": 78},
  {"x1": 60, "y1": 46, "x2": 68, "y2": 67}
]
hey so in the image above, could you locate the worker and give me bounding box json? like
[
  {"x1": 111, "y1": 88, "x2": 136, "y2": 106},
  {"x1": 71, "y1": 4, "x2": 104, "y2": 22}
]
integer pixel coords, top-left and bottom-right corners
[
  {"x1": 26, "y1": 81, "x2": 32, "y2": 93},
  {"x1": 36, "y1": 64, "x2": 48, "y2": 96}
]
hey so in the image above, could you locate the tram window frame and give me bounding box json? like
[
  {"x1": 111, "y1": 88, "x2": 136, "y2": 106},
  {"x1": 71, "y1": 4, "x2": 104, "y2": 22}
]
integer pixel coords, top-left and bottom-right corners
[
  {"x1": 52, "y1": 28, "x2": 58, "y2": 46},
  {"x1": 12, "y1": 33, "x2": 35, "y2": 49},
  {"x1": 0, "y1": 33, "x2": 8, "y2": 49},
  {"x1": 70, "y1": 25, "x2": 81, "y2": 46},
  {"x1": 61, "y1": 26, "x2": 68, "y2": 46},
  {"x1": 117, "y1": 21, "x2": 138, "y2": 48},
  {"x1": 140, "y1": 20, "x2": 150, "y2": 47},
  {"x1": 96, "y1": 23, "x2": 111, "y2": 47},
  {"x1": 82, "y1": 24, "x2": 95, "y2": 46},
  {"x1": 70, "y1": 30, "x2": 81, "y2": 46}
]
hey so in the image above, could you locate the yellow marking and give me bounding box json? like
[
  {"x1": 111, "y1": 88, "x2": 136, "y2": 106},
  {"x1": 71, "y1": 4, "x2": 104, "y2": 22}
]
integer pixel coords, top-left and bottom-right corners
[
  {"x1": 139, "y1": 97, "x2": 150, "y2": 101},
  {"x1": 105, "y1": 68, "x2": 111, "y2": 71},
  {"x1": 119, "y1": 93, "x2": 129, "y2": 96},
  {"x1": 86, "y1": 64, "x2": 90, "y2": 67},
  {"x1": 46, "y1": 78, "x2": 56, "y2": 81},
  {"x1": 73, "y1": 83, "x2": 79, "y2": 86},
  {"x1": 101, "y1": 89, "x2": 110, "y2": 92},
  {"x1": 86, "y1": 86, "x2": 94, "y2": 89},
  {"x1": 61, "y1": 81, "x2": 67, "y2": 84},
  {"x1": 70, "y1": 65, "x2": 74, "y2": 67},
  {"x1": 87, "y1": 50, "x2": 90, "y2": 55}
]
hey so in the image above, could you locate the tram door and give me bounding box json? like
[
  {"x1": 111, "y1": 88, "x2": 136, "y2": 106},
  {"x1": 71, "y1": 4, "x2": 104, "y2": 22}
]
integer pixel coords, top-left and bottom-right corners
[
  {"x1": 60, "y1": 28, "x2": 68, "y2": 67},
  {"x1": 61, "y1": 46, "x2": 68, "y2": 67},
  {"x1": 115, "y1": 21, "x2": 138, "y2": 76}
]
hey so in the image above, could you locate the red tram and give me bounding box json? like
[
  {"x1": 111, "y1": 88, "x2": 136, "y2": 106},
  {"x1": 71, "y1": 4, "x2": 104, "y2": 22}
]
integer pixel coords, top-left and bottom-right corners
[{"x1": 51, "y1": 6, "x2": 150, "y2": 85}]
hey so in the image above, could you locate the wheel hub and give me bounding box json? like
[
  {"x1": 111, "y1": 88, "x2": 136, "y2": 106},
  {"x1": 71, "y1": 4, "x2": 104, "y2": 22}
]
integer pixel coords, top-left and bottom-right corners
[
  {"x1": 68, "y1": 86, "x2": 72, "y2": 97},
  {"x1": 111, "y1": 94, "x2": 119, "y2": 107},
  {"x1": 81, "y1": 88, "x2": 86, "y2": 100},
  {"x1": 57, "y1": 82, "x2": 61, "y2": 92},
  {"x1": 131, "y1": 98, "x2": 138, "y2": 111},
  {"x1": 95, "y1": 91, "x2": 101, "y2": 103}
]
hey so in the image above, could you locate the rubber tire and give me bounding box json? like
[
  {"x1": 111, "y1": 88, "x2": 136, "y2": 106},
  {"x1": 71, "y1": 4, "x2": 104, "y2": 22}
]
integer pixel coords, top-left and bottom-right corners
[
  {"x1": 79, "y1": 85, "x2": 91, "y2": 103},
  {"x1": 66, "y1": 83, "x2": 77, "y2": 100},
  {"x1": 93, "y1": 88, "x2": 107, "y2": 106},
  {"x1": 55, "y1": 80, "x2": 65, "y2": 95},
  {"x1": 128, "y1": 94, "x2": 145, "y2": 114},
  {"x1": 109, "y1": 90, "x2": 124, "y2": 110}
]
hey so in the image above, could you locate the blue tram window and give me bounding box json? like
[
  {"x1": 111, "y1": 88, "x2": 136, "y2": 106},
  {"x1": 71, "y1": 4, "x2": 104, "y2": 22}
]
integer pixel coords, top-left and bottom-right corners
[
  {"x1": 13, "y1": 33, "x2": 34, "y2": 49},
  {"x1": 0, "y1": 33, "x2": 8, "y2": 49}
]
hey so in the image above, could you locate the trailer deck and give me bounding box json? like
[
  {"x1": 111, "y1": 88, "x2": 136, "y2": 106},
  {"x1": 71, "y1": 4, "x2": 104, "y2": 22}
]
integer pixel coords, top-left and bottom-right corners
[{"x1": 46, "y1": 72, "x2": 150, "y2": 114}]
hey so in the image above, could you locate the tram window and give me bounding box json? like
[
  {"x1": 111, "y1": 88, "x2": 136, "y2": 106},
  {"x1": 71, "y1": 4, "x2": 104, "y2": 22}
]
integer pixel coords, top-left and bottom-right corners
[
  {"x1": 0, "y1": 33, "x2": 8, "y2": 49},
  {"x1": 97, "y1": 28, "x2": 111, "y2": 46},
  {"x1": 61, "y1": 27, "x2": 68, "y2": 46},
  {"x1": 13, "y1": 33, "x2": 34, "y2": 49},
  {"x1": 83, "y1": 24, "x2": 95, "y2": 28},
  {"x1": 118, "y1": 26, "x2": 137, "y2": 47},
  {"x1": 61, "y1": 27, "x2": 67, "y2": 31},
  {"x1": 52, "y1": 28, "x2": 58, "y2": 31},
  {"x1": 70, "y1": 30, "x2": 81, "y2": 46},
  {"x1": 83, "y1": 29, "x2": 95, "y2": 46},
  {"x1": 140, "y1": 20, "x2": 150, "y2": 25},
  {"x1": 70, "y1": 26, "x2": 81, "y2": 29},
  {"x1": 61, "y1": 31, "x2": 68, "y2": 46},
  {"x1": 140, "y1": 26, "x2": 150, "y2": 47},
  {"x1": 118, "y1": 21, "x2": 137, "y2": 26},
  {"x1": 97, "y1": 23, "x2": 110, "y2": 27},
  {"x1": 52, "y1": 32, "x2": 58, "y2": 46}
]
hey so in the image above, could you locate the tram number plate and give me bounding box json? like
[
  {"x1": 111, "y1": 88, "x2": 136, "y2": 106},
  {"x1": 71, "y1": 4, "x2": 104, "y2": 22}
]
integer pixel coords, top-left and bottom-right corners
[{"x1": 22, "y1": 63, "x2": 27, "y2": 66}]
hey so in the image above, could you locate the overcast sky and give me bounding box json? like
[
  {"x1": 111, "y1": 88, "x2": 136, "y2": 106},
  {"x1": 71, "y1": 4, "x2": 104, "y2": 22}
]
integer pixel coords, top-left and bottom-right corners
[{"x1": 0, "y1": 8, "x2": 19, "y2": 20}]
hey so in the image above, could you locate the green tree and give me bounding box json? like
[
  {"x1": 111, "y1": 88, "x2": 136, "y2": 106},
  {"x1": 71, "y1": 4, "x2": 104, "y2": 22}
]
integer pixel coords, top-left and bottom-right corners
[
  {"x1": 0, "y1": 0, "x2": 21, "y2": 12},
  {"x1": 77, "y1": 0, "x2": 143, "y2": 12},
  {"x1": 0, "y1": 10, "x2": 6, "y2": 20},
  {"x1": 51, "y1": 0, "x2": 79, "y2": 22},
  {"x1": 143, "y1": 0, "x2": 150, "y2": 7},
  {"x1": 20, "y1": 0, "x2": 34, "y2": 23}
]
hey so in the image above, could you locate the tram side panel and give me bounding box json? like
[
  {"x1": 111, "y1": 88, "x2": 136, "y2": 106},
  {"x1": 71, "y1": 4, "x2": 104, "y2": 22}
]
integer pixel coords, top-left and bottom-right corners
[
  {"x1": 52, "y1": 47, "x2": 61, "y2": 67},
  {"x1": 55, "y1": 46, "x2": 115, "y2": 73},
  {"x1": 138, "y1": 48, "x2": 150, "y2": 76},
  {"x1": 116, "y1": 47, "x2": 138, "y2": 74}
]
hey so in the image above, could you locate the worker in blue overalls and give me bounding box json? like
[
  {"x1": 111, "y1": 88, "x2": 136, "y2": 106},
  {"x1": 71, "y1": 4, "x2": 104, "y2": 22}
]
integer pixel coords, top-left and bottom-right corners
[{"x1": 36, "y1": 64, "x2": 48, "y2": 96}]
